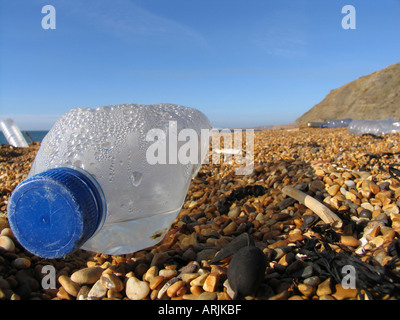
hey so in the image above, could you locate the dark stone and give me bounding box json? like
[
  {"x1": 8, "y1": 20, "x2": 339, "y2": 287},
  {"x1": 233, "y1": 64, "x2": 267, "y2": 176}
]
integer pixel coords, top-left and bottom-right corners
[
  {"x1": 359, "y1": 209, "x2": 372, "y2": 219},
  {"x1": 227, "y1": 246, "x2": 267, "y2": 300},
  {"x1": 210, "y1": 233, "x2": 254, "y2": 264}
]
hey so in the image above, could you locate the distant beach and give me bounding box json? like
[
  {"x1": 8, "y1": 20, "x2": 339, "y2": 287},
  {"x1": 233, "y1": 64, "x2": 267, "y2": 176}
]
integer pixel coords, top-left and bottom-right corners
[{"x1": 0, "y1": 130, "x2": 48, "y2": 145}]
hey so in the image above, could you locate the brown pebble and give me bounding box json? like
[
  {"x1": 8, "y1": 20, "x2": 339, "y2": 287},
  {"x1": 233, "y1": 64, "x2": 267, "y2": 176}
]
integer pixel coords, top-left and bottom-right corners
[
  {"x1": 332, "y1": 284, "x2": 358, "y2": 300},
  {"x1": 316, "y1": 277, "x2": 332, "y2": 296},
  {"x1": 149, "y1": 275, "x2": 165, "y2": 290},
  {"x1": 58, "y1": 275, "x2": 80, "y2": 297},
  {"x1": 327, "y1": 184, "x2": 340, "y2": 196},
  {"x1": 76, "y1": 285, "x2": 90, "y2": 300},
  {"x1": 268, "y1": 239, "x2": 288, "y2": 249},
  {"x1": 190, "y1": 274, "x2": 208, "y2": 287},
  {"x1": 167, "y1": 280, "x2": 185, "y2": 298},
  {"x1": 57, "y1": 286, "x2": 71, "y2": 300},
  {"x1": 70, "y1": 267, "x2": 103, "y2": 285},
  {"x1": 190, "y1": 285, "x2": 203, "y2": 296},
  {"x1": 197, "y1": 292, "x2": 217, "y2": 300},
  {"x1": 288, "y1": 295, "x2": 304, "y2": 300},
  {"x1": 203, "y1": 272, "x2": 219, "y2": 292},
  {"x1": 159, "y1": 269, "x2": 177, "y2": 279},
  {"x1": 222, "y1": 221, "x2": 237, "y2": 235},
  {"x1": 298, "y1": 283, "x2": 315, "y2": 297},
  {"x1": 340, "y1": 235, "x2": 360, "y2": 247},
  {"x1": 369, "y1": 182, "x2": 380, "y2": 194}
]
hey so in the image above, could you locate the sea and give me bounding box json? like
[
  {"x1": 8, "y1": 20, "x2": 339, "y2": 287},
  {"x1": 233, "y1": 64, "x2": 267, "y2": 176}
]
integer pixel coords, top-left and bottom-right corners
[{"x1": 0, "y1": 130, "x2": 49, "y2": 145}]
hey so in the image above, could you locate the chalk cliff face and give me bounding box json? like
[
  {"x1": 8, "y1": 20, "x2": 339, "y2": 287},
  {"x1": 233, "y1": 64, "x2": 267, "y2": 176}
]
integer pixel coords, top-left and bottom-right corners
[{"x1": 296, "y1": 62, "x2": 400, "y2": 126}]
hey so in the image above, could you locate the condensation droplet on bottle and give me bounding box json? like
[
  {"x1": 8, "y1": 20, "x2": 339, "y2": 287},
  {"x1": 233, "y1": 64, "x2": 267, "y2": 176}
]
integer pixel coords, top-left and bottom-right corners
[
  {"x1": 73, "y1": 159, "x2": 83, "y2": 169},
  {"x1": 102, "y1": 140, "x2": 113, "y2": 150},
  {"x1": 130, "y1": 171, "x2": 143, "y2": 187}
]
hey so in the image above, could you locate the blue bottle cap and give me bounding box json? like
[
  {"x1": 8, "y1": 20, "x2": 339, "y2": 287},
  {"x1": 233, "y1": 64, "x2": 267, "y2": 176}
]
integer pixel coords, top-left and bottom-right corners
[{"x1": 7, "y1": 167, "x2": 106, "y2": 259}]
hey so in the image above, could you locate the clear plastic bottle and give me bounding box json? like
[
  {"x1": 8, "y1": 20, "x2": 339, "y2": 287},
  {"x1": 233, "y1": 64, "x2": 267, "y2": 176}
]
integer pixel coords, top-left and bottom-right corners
[
  {"x1": 0, "y1": 118, "x2": 29, "y2": 148},
  {"x1": 7, "y1": 104, "x2": 211, "y2": 258},
  {"x1": 348, "y1": 118, "x2": 400, "y2": 135}
]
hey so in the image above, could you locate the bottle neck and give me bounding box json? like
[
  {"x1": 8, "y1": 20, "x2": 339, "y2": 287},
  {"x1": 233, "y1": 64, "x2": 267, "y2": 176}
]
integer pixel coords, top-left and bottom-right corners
[{"x1": 60, "y1": 165, "x2": 107, "y2": 238}]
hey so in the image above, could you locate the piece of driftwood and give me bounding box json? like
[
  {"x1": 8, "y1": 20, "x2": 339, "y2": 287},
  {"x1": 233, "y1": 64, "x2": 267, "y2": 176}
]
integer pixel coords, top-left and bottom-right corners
[{"x1": 282, "y1": 186, "x2": 343, "y2": 228}]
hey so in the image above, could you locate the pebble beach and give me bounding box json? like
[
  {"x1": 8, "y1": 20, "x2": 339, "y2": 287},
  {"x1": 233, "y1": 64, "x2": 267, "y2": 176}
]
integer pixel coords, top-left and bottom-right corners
[{"x1": 1, "y1": 127, "x2": 400, "y2": 301}]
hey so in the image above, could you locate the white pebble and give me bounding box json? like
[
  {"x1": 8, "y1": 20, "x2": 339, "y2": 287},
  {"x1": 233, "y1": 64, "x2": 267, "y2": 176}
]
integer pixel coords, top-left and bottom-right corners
[
  {"x1": 0, "y1": 235, "x2": 15, "y2": 252},
  {"x1": 125, "y1": 277, "x2": 150, "y2": 300}
]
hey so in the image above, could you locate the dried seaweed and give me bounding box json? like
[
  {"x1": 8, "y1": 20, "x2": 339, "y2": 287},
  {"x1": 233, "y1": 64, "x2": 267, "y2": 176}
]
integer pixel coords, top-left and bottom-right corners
[
  {"x1": 298, "y1": 236, "x2": 400, "y2": 300},
  {"x1": 218, "y1": 185, "x2": 267, "y2": 215}
]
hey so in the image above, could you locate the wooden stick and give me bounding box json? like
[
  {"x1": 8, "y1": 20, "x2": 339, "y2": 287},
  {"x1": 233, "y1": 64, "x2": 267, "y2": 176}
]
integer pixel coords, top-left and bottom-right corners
[{"x1": 282, "y1": 186, "x2": 343, "y2": 228}]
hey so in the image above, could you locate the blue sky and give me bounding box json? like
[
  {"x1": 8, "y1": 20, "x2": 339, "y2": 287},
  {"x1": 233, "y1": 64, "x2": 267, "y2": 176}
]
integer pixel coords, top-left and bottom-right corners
[{"x1": 1, "y1": 0, "x2": 399, "y2": 130}]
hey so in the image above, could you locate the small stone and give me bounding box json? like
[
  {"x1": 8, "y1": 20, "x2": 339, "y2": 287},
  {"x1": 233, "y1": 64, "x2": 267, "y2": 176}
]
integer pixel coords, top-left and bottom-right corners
[
  {"x1": 383, "y1": 204, "x2": 399, "y2": 214},
  {"x1": 316, "y1": 277, "x2": 332, "y2": 296},
  {"x1": 77, "y1": 285, "x2": 90, "y2": 300},
  {"x1": 196, "y1": 248, "x2": 218, "y2": 262},
  {"x1": 345, "y1": 191, "x2": 357, "y2": 202},
  {"x1": 0, "y1": 227, "x2": 13, "y2": 237},
  {"x1": 369, "y1": 182, "x2": 380, "y2": 195},
  {"x1": 332, "y1": 284, "x2": 358, "y2": 300},
  {"x1": 150, "y1": 252, "x2": 169, "y2": 267},
  {"x1": 12, "y1": 257, "x2": 31, "y2": 269},
  {"x1": 303, "y1": 276, "x2": 320, "y2": 286},
  {"x1": 192, "y1": 191, "x2": 204, "y2": 198},
  {"x1": 268, "y1": 240, "x2": 288, "y2": 249},
  {"x1": 149, "y1": 276, "x2": 165, "y2": 290},
  {"x1": 310, "y1": 180, "x2": 325, "y2": 192},
  {"x1": 159, "y1": 269, "x2": 177, "y2": 279},
  {"x1": 0, "y1": 235, "x2": 15, "y2": 252},
  {"x1": 107, "y1": 290, "x2": 123, "y2": 299},
  {"x1": 126, "y1": 277, "x2": 150, "y2": 300},
  {"x1": 287, "y1": 229, "x2": 304, "y2": 243},
  {"x1": 361, "y1": 202, "x2": 374, "y2": 211},
  {"x1": 288, "y1": 295, "x2": 304, "y2": 300},
  {"x1": 180, "y1": 233, "x2": 198, "y2": 248},
  {"x1": 359, "y1": 209, "x2": 372, "y2": 219},
  {"x1": 222, "y1": 221, "x2": 237, "y2": 235},
  {"x1": 71, "y1": 267, "x2": 103, "y2": 285},
  {"x1": 297, "y1": 283, "x2": 315, "y2": 297},
  {"x1": 340, "y1": 235, "x2": 360, "y2": 247},
  {"x1": 100, "y1": 273, "x2": 124, "y2": 292},
  {"x1": 278, "y1": 252, "x2": 295, "y2": 267},
  {"x1": 370, "y1": 236, "x2": 384, "y2": 248},
  {"x1": 88, "y1": 279, "x2": 107, "y2": 299},
  {"x1": 327, "y1": 184, "x2": 340, "y2": 196},
  {"x1": 167, "y1": 280, "x2": 185, "y2": 298},
  {"x1": 57, "y1": 286, "x2": 71, "y2": 300},
  {"x1": 228, "y1": 206, "x2": 241, "y2": 219},
  {"x1": 190, "y1": 274, "x2": 208, "y2": 287},
  {"x1": 319, "y1": 295, "x2": 335, "y2": 300},
  {"x1": 190, "y1": 285, "x2": 204, "y2": 296},
  {"x1": 180, "y1": 273, "x2": 199, "y2": 283},
  {"x1": 58, "y1": 275, "x2": 80, "y2": 297},
  {"x1": 203, "y1": 272, "x2": 219, "y2": 292},
  {"x1": 143, "y1": 265, "x2": 158, "y2": 282},
  {"x1": 344, "y1": 180, "x2": 356, "y2": 189},
  {"x1": 197, "y1": 292, "x2": 217, "y2": 300}
]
